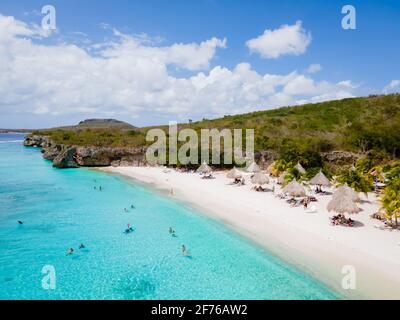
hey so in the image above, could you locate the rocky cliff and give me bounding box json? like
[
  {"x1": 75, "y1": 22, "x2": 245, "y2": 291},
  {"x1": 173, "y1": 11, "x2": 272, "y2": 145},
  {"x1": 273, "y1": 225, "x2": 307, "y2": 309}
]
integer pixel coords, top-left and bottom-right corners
[{"x1": 23, "y1": 135, "x2": 147, "y2": 168}]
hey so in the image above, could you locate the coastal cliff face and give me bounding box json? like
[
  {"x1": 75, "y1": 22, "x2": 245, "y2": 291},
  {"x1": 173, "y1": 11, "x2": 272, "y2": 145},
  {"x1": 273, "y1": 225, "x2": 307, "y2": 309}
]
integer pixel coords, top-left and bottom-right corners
[
  {"x1": 23, "y1": 135, "x2": 147, "y2": 168},
  {"x1": 23, "y1": 135, "x2": 360, "y2": 170}
]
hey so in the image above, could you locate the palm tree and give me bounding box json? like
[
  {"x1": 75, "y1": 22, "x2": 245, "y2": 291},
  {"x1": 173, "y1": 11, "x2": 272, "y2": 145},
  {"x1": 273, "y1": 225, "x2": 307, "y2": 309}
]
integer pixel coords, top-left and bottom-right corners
[
  {"x1": 381, "y1": 179, "x2": 400, "y2": 227},
  {"x1": 285, "y1": 167, "x2": 303, "y2": 183},
  {"x1": 338, "y1": 168, "x2": 374, "y2": 197}
]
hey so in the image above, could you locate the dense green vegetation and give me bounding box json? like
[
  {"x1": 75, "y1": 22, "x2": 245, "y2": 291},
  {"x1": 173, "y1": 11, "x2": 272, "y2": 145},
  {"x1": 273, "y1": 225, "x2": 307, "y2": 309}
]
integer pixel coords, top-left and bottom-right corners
[
  {"x1": 32, "y1": 94, "x2": 400, "y2": 162},
  {"x1": 381, "y1": 178, "x2": 400, "y2": 226},
  {"x1": 32, "y1": 127, "x2": 146, "y2": 148}
]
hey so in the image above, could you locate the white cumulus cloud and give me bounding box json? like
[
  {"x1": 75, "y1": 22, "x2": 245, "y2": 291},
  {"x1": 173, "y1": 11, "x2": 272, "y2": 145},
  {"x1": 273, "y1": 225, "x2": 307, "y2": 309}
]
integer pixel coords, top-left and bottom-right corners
[
  {"x1": 383, "y1": 80, "x2": 400, "y2": 93},
  {"x1": 0, "y1": 14, "x2": 359, "y2": 125},
  {"x1": 306, "y1": 63, "x2": 322, "y2": 74},
  {"x1": 246, "y1": 21, "x2": 312, "y2": 59}
]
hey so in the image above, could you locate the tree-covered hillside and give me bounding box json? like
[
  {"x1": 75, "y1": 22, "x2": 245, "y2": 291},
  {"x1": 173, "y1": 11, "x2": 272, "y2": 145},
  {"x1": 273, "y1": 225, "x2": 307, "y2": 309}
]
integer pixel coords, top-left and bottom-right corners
[{"x1": 32, "y1": 94, "x2": 400, "y2": 162}]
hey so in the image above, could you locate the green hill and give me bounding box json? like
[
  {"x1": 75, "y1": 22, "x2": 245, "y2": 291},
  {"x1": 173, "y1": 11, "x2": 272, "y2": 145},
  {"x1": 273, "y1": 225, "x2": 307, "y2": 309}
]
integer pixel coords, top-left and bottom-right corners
[{"x1": 31, "y1": 94, "x2": 400, "y2": 165}]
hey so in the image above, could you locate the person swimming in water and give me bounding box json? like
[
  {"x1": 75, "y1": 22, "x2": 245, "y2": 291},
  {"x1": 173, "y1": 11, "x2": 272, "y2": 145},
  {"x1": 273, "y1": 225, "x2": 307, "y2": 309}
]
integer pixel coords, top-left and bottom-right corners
[
  {"x1": 181, "y1": 245, "x2": 191, "y2": 257},
  {"x1": 124, "y1": 223, "x2": 134, "y2": 234},
  {"x1": 17, "y1": 220, "x2": 23, "y2": 225},
  {"x1": 99, "y1": 186, "x2": 102, "y2": 191},
  {"x1": 67, "y1": 248, "x2": 74, "y2": 255},
  {"x1": 79, "y1": 243, "x2": 85, "y2": 249},
  {"x1": 169, "y1": 227, "x2": 176, "y2": 237},
  {"x1": 130, "y1": 204, "x2": 135, "y2": 209},
  {"x1": 124, "y1": 208, "x2": 128, "y2": 212}
]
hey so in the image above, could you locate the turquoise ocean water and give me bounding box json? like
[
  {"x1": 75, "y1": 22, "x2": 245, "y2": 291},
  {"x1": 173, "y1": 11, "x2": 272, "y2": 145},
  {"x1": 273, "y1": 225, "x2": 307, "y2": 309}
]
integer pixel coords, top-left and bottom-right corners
[{"x1": 0, "y1": 133, "x2": 340, "y2": 299}]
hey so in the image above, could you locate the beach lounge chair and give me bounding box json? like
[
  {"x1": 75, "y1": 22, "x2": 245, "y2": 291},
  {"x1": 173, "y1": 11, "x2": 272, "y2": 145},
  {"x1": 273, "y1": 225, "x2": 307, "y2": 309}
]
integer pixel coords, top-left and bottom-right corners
[{"x1": 305, "y1": 205, "x2": 317, "y2": 213}]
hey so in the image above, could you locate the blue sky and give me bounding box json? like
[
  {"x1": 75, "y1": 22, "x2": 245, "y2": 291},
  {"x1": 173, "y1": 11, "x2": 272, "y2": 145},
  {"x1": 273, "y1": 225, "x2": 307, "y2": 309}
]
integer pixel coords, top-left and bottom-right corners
[{"x1": 0, "y1": 0, "x2": 399, "y2": 128}]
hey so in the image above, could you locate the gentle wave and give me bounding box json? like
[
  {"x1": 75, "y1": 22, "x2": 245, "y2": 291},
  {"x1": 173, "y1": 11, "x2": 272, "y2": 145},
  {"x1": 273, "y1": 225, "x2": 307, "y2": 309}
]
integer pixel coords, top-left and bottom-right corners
[{"x1": 0, "y1": 140, "x2": 24, "y2": 143}]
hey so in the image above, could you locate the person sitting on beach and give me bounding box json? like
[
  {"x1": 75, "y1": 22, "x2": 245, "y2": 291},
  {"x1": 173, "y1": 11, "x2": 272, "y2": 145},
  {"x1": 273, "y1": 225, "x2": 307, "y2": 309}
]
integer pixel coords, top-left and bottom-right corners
[
  {"x1": 79, "y1": 243, "x2": 85, "y2": 249},
  {"x1": 67, "y1": 248, "x2": 74, "y2": 255}
]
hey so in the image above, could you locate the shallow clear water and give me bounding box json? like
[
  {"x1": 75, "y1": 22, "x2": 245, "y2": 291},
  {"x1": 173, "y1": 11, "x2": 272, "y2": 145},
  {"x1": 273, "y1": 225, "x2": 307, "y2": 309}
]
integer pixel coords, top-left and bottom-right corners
[{"x1": 0, "y1": 134, "x2": 340, "y2": 300}]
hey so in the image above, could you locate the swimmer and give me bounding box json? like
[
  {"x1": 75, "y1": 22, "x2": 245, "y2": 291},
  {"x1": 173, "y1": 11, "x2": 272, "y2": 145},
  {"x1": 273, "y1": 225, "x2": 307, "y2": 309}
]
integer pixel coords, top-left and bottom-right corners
[
  {"x1": 67, "y1": 248, "x2": 74, "y2": 255},
  {"x1": 17, "y1": 220, "x2": 23, "y2": 225},
  {"x1": 99, "y1": 186, "x2": 102, "y2": 191},
  {"x1": 125, "y1": 223, "x2": 134, "y2": 234},
  {"x1": 182, "y1": 245, "x2": 191, "y2": 257},
  {"x1": 79, "y1": 243, "x2": 85, "y2": 249},
  {"x1": 124, "y1": 208, "x2": 128, "y2": 212},
  {"x1": 130, "y1": 204, "x2": 135, "y2": 209}
]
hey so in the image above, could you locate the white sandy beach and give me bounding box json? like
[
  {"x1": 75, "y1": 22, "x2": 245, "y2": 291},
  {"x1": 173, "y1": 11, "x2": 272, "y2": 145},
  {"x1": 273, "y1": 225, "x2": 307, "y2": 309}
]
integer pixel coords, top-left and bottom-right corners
[{"x1": 100, "y1": 166, "x2": 400, "y2": 299}]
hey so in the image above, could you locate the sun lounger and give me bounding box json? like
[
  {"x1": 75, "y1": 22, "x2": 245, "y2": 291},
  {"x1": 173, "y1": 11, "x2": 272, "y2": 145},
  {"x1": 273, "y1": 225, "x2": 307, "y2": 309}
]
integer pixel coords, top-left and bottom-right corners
[{"x1": 305, "y1": 205, "x2": 317, "y2": 213}]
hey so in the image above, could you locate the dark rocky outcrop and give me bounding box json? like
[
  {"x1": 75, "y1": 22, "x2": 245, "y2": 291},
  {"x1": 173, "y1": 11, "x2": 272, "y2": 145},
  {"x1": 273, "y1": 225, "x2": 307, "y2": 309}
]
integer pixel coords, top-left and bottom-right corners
[
  {"x1": 322, "y1": 151, "x2": 362, "y2": 165},
  {"x1": 23, "y1": 135, "x2": 49, "y2": 148},
  {"x1": 43, "y1": 144, "x2": 65, "y2": 160},
  {"x1": 75, "y1": 146, "x2": 147, "y2": 167},
  {"x1": 24, "y1": 135, "x2": 147, "y2": 169},
  {"x1": 53, "y1": 147, "x2": 79, "y2": 168}
]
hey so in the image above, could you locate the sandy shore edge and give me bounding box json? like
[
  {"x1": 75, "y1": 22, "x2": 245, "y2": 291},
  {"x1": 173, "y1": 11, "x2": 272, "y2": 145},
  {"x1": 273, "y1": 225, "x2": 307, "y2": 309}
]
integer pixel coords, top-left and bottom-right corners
[{"x1": 98, "y1": 166, "x2": 400, "y2": 300}]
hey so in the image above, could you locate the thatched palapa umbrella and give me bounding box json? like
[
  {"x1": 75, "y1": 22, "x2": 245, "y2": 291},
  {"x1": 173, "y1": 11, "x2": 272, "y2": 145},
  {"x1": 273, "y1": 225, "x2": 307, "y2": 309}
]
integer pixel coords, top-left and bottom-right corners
[
  {"x1": 294, "y1": 162, "x2": 306, "y2": 174},
  {"x1": 310, "y1": 171, "x2": 331, "y2": 192},
  {"x1": 333, "y1": 184, "x2": 360, "y2": 202},
  {"x1": 282, "y1": 180, "x2": 306, "y2": 197},
  {"x1": 327, "y1": 193, "x2": 361, "y2": 217},
  {"x1": 246, "y1": 161, "x2": 261, "y2": 173},
  {"x1": 226, "y1": 167, "x2": 243, "y2": 180},
  {"x1": 251, "y1": 172, "x2": 269, "y2": 186},
  {"x1": 310, "y1": 171, "x2": 331, "y2": 186},
  {"x1": 196, "y1": 161, "x2": 212, "y2": 174}
]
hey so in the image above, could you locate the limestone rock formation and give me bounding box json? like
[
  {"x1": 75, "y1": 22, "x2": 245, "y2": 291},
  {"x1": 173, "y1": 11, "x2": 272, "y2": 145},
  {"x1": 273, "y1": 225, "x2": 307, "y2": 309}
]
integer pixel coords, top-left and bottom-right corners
[{"x1": 53, "y1": 147, "x2": 79, "y2": 168}]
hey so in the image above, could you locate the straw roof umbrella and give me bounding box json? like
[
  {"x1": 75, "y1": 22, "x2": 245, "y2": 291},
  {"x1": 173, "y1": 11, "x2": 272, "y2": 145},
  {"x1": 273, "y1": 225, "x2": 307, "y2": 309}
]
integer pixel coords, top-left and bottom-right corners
[
  {"x1": 226, "y1": 167, "x2": 243, "y2": 179},
  {"x1": 310, "y1": 171, "x2": 331, "y2": 187},
  {"x1": 327, "y1": 194, "x2": 361, "y2": 216},
  {"x1": 251, "y1": 172, "x2": 269, "y2": 186},
  {"x1": 277, "y1": 171, "x2": 288, "y2": 185},
  {"x1": 196, "y1": 161, "x2": 212, "y2": 174},
  {"x1": 246, "y1": 161, "x2": 261, "y2": 173},
  {"x1": 282, "y1": 180, "x2": 306, "y2": 197},
  {"x1": 333, "y1": 184, "x2": 360, "y2": 202},
  {"x1": 294, "y1": 162, "x2": 306, "y2": 174}
]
